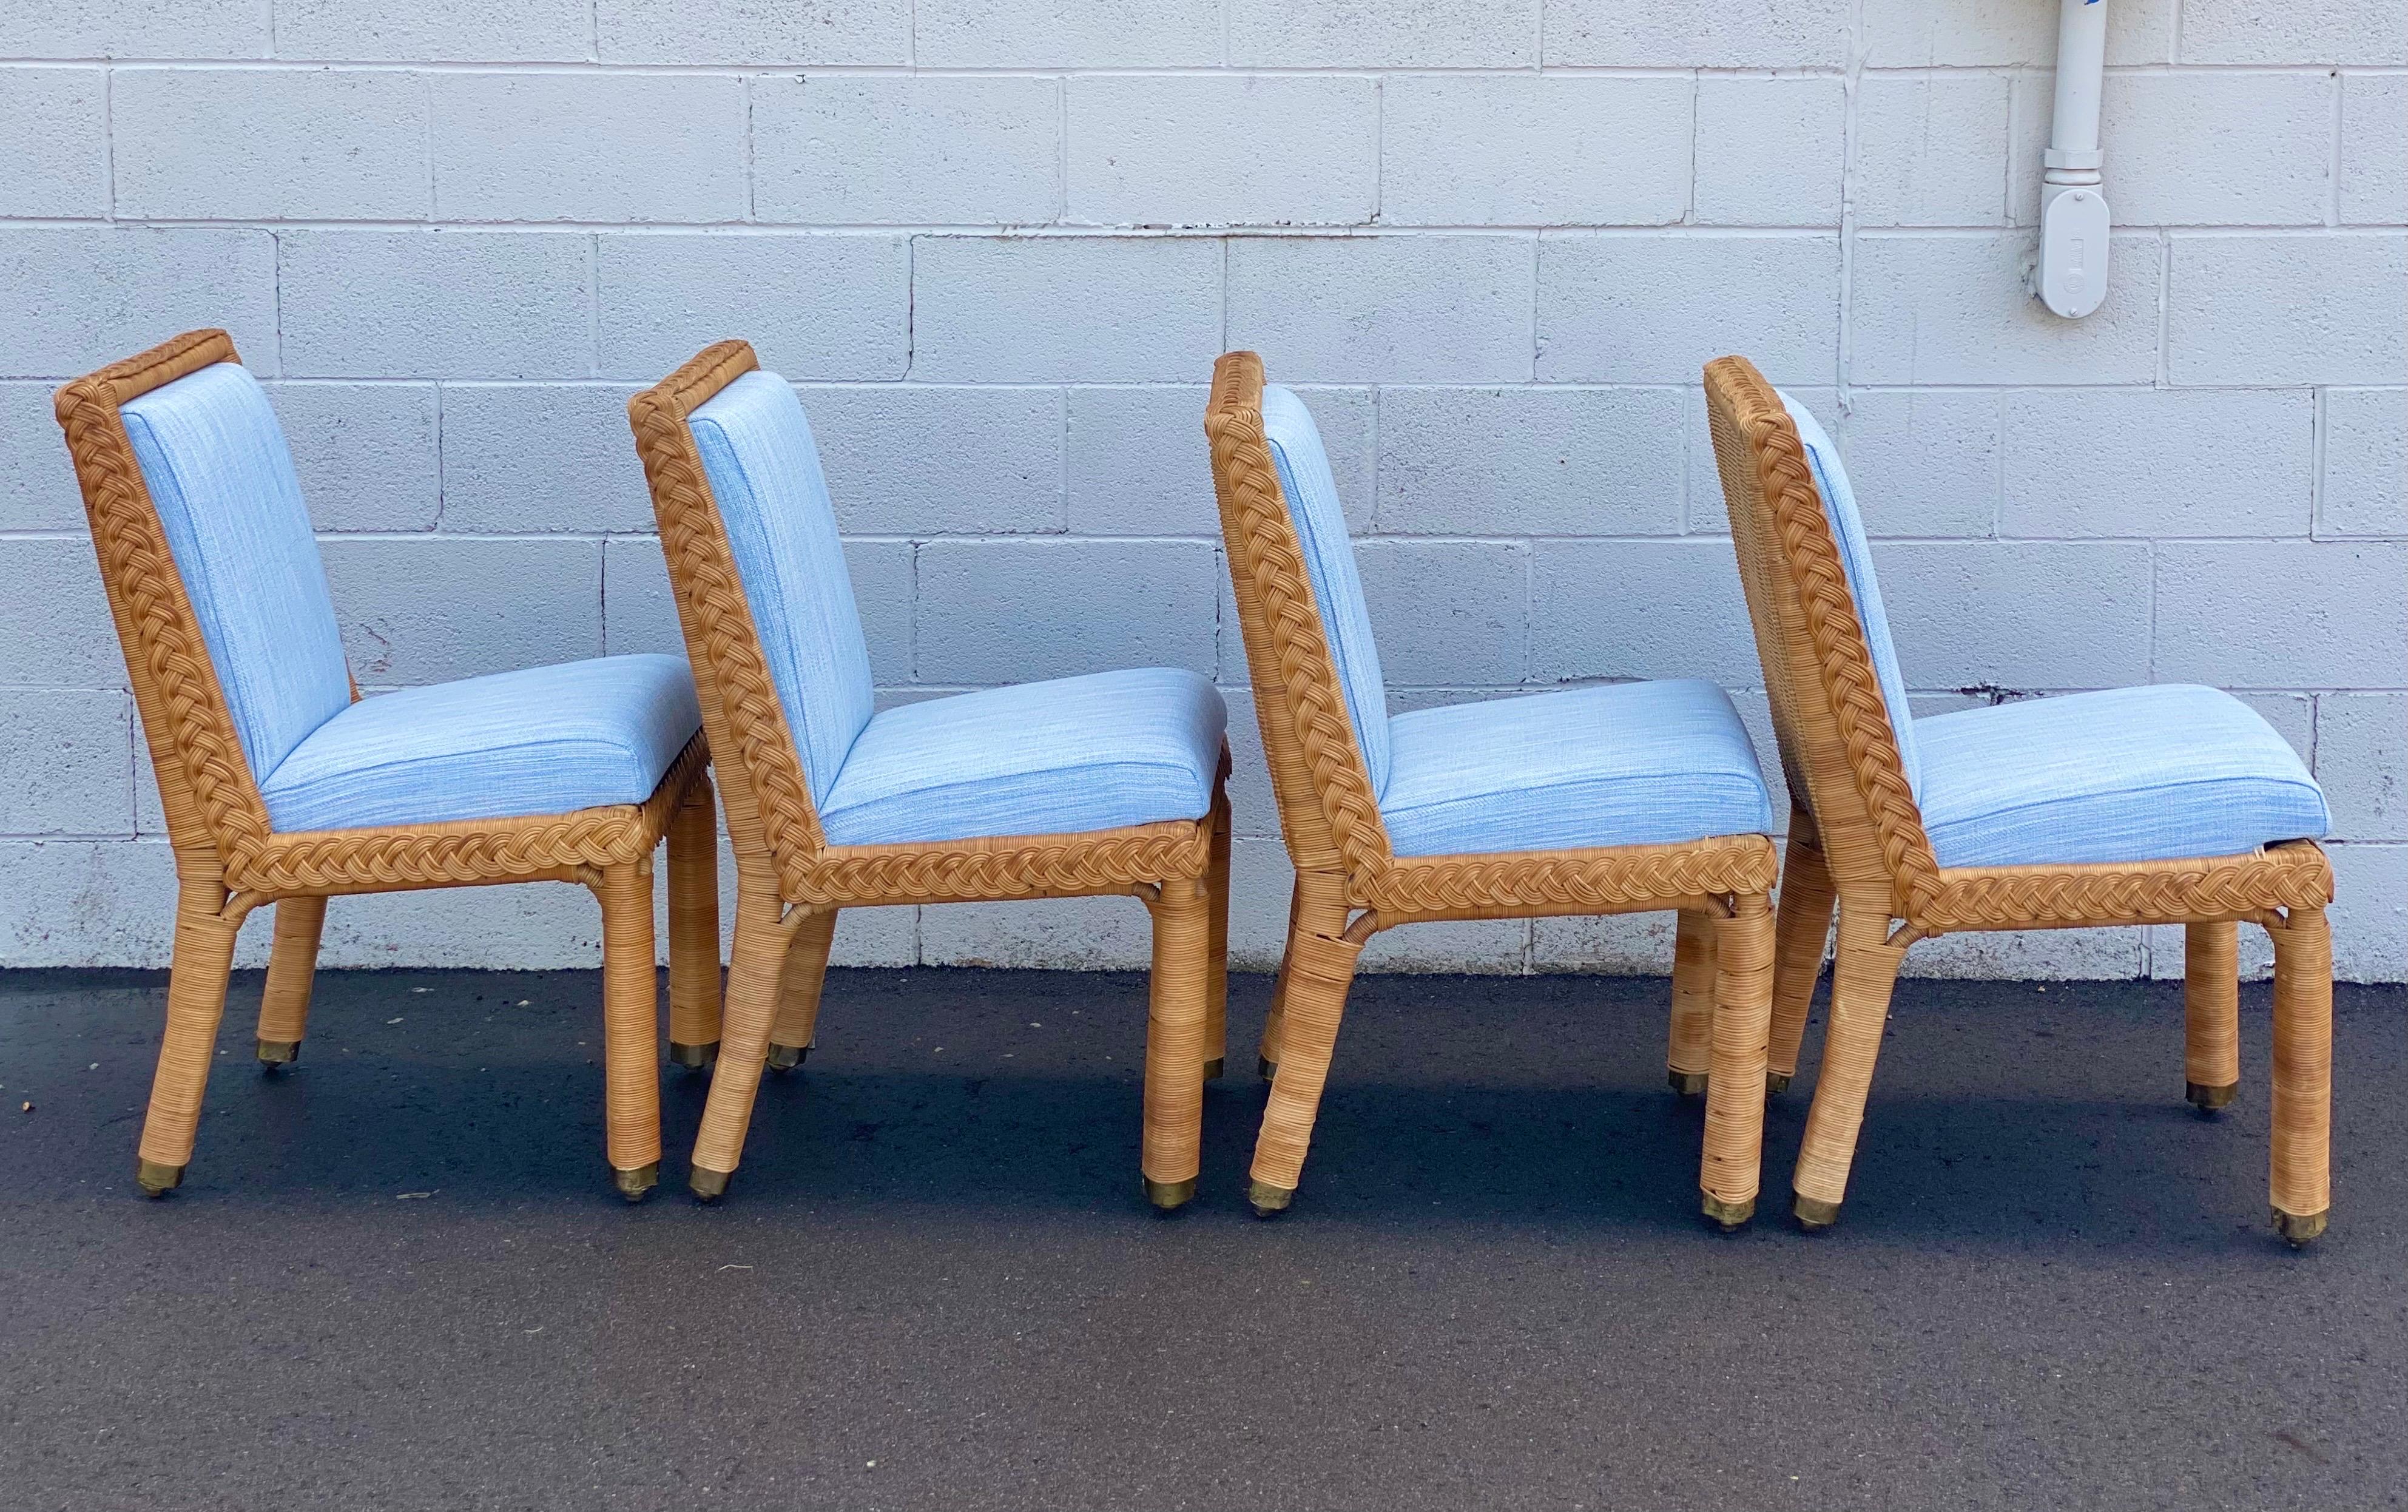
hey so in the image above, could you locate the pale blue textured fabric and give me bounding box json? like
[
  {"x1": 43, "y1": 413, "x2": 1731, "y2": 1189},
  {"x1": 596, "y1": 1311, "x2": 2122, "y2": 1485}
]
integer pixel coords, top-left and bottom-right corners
[
  {"x1": 1260, "y1": 385, "x2": 1392, "y2": 796},
  {"x1": 1917, "y1": 684, "x2": 2327, "y2": 868},
  {"x1": 690, "y1": 371, "x2": 875, "y2": 805},
  {"x1": 121, "y1": 362, "x2": 351, "y2": 783},
  {"x1": 819, "y1": 669, "x2": 1226, "y2": 846},
  {"x1": 1380, "y1": 680, "x2": 1775, "y2": 857},
  {"x1": 261, "y1": 655, "x2": 701, "y2": 832},
  {"x1": 1778, "y1": 393, "x2": 1921, "y2": 797}
]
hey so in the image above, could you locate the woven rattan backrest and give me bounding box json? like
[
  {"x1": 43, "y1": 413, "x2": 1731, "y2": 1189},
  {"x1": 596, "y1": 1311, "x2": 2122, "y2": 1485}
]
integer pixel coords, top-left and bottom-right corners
[
  {"x1": 627, "y1": 341, "x2": 827, "y2": 895},
  {"x1": 1703, "y1": 356, "x2": 1941, "y2": 911},
  {"x1": 1204, "y1": 352, "x2": 1393, "y2": 882},
  {"x1": 54, "y1": 329, "x2": 291, "y2": 870}
]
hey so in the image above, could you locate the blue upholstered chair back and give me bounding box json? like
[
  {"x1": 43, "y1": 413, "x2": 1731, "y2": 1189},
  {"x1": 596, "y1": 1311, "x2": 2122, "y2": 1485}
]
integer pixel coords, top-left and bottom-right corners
[
  {"x1": 689, "y1": 370, "x2": 876, "y2": 805},
  {"x1": 1259, "y1": 385, "x2": 1391, "y2": 798},
  {"x1": 120, "y1": 362, "x2": 351, "y2": 784},
  {"x1": 1776, "y1": 393, "x2": 1921, "y2": 798}
]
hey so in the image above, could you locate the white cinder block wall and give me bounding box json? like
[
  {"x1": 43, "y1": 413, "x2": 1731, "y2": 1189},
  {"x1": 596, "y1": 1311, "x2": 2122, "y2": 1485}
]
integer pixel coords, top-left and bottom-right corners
[{"x1": 2, "y1": 1, "x2": 2401, "y2": 980}]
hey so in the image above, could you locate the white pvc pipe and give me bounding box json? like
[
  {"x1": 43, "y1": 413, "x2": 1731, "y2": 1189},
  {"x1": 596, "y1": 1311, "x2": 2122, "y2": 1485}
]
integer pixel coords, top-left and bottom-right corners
[
  {"x1": 2034, "y1": 0, "x2": 2111, "y2": 319},
  {"x1": 2045, "y1": 0, "x2": 2107, "y2": 176}
]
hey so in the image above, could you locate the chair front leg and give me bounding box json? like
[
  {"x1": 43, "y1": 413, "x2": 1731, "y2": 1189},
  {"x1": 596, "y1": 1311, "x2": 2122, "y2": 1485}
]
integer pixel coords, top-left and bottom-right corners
[
  {"x1": 1701, "y1": 894, "x2": 1776, "y2": 1229},
  {"x1": 1247, "y1": 883, "x2": 1363, "y2": 1217},
  {"x1": 1667, "y1": 906, "x2": 1718, "y2": 1096},
  {"x1": 1768, "y1": 824, "x2": 1836, "y2": 1093},
  {"x1": 1257, "y1": 875, "x2": 1305, "y2": 1080},
  {"x1": 767, "y1": 908, "x2": 837, "y2": 1072},
  {"x1": 2267, "y1": 908, "x2": 2332, "y2": 1245},
  {"x1": 2184, "y1": 919, "x2": 2241, "y2": 1112},
  {"x1": 689, "y1": 882, "x2": 801, "y2": 1201},
  {"x1": 1790, "y1": 900, "x2": 1907, "y2": 1229},
  {"x1": 255, "y1": 894, "x2": 327, "y2": 1067},
  {"x1": 593, "y1": 859, "x2": 662, "y2": 1201},
  {"x1": 1203, "y1": 790, "x2": 1232, "y2": 1081},
  {"x1": 666, "y1": 772, "x2": 723, "y2": 1071},
  {"x1": 137, "y1": 868, "x2": 248, "y2": 1195},
  {"x1": 1141, "y1": 876, "x2": 1214, "y2": 1210}
]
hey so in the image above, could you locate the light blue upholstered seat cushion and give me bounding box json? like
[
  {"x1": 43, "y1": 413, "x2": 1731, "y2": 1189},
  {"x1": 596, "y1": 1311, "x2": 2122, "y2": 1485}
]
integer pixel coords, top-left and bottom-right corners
[
  {"x1": 1778, "y1": 392, "x2": 1921, "y2": 797},
  {"x1": 1917, "y1": 684, "x2": 2327, "y2": 868},
  {"x1": 121, "y1": 362, "x2": 352, "y2": 782},
  {"x1": 1380, "y1": 680, "x2": 1774, "y2": 857},
  {"x1": 818, "y1": 669, "x2": 1226, "y2": 847},
  {"x1": 1260, "y1": 385, "x2": 1391, "y2": 795},
  {"x1": 689, "y1": 370, "x2": 875, "y2": 805},
  {"x1": 260, "y1": 655, "x2": 702, "y2": 832}
]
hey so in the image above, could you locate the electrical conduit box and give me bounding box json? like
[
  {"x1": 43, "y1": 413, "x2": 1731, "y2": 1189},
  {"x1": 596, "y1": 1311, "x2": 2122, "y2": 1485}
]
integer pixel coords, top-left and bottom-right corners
[{"x1": 2033, "y1": 0, "x2": 2110, "y2": 319}]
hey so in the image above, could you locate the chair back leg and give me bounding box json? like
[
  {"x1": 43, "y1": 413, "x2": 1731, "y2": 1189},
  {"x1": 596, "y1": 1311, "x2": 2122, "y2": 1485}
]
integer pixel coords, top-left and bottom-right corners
[
  {"x1": 1701, "y1": 894, "x2": 1777, "y2": 1227},
  {"x1": 2267, "y1": 908, "x2": 2333, "y2": 1244},
  {"x1": 1141, "y1": 877, "x2": 1214, "y2": 1210},
  {"x1": 666, "y1": 773, "x2": 723, "y2": 1070},
  {"x1": 1203, "y1": 791, "x2": 1232, "y2": 1081},
  {"x1": 1247, "y1": 883, "x2": 1363, "y2": 1215},
  {"x1": 1667, "y1": 907, "x2": 1719, "y2": 1095},
  {"x1": 138, "y1": 866, "x2": 248, "y2": 1194},
  {"x1": 1768, "y1": 828, "x2": 1837, "y2": 1093},
  {"x1": 2183, "y1": 920, "x2": 2242, "y2": 1111},
  {"x1": 1790, "y1": 899, "x2": 1908, "y2": 1228},
  {"x1": 689, "y1": 882, "x2": 803, "y2": 1199},
  {"x1": 767, "y1": 910, "x2": 838, "y2": 1070},
  {"x1": 255, "y1": 895, "x2": 327, "y2": 1067},
  {"x1": 593, "y1": 859, "x2": 663, "y2": 1200},
  {"x1": 1257, "y1": 876, "x2": 1306, "y2": 1079}
]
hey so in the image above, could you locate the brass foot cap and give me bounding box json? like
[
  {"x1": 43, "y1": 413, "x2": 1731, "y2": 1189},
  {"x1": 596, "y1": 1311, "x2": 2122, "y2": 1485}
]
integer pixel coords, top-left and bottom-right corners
[
  {"x1": 1257, "y1": 1056, "x2": 1278, "y2": 1083},
  {"x1": 1766, "y1": 1071, "x2": 1792, "y2": 1096},
  {"x1": 1144, "y1": 1176, "x2": 1198, "y2": 1211},
  {"x1": 2273, "y1": 1207, "x2": 2329, "y2": 1247},
  {"x1": 256, "y1": 1039, "x2": 300, "y2": 1067},
  {"x1": 136, "y1": 1159, "x2": 184, "y2": 1197},
  {"x1": 2186, "y1": 1080, "x2": 2238, "y2": 1113},
  {"x1": 1668, "y1": 1069, "x2": 1709, "y2": 1098},
  {"x1": 1793, "y1": 1194, "x2": 1842, "y2": 1231},
  {"x1": 1202, "y1": 1056, "x2": 1226, "y2": 1082},
  {"x1": 1701, "y1": 1192, "x2": 1756, "y2": 1232},
  {"x1": 613, "y1": 1163, "x2": 658, "y2": 1202},
  {"x1": 1247, "y1": 1180, "x2": 1295, "y2": 1219},
  {"x1": 689, "y1": 1166, "x2": 732, "y2": 1202},
  {"x1": 766, "y1": 1042, "x2": 809, "y2": 1073},
  {"x1": 668, "y1": 1040, "x2": 720, "y2": 1072}
]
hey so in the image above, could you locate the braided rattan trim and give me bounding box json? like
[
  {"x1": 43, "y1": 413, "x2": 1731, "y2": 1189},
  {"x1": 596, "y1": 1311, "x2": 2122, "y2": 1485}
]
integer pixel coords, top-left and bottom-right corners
[
  {"x1": 627, "y1": 340, "x2": 827, "y2": 899},
  {"x1": 1366, "y1": 834, "x2": 1779, "y2": 920},
  {"x1": 241, "y1": 735, "x2": 709, "y2": 896},
  {"x1": 1205, "y1": 352, "x2": 1393, "y2": 888},
  {"x1": 799, "y1": 814, "x2": 1216, "y2": 908},
  {"x1": 55, "y1": 329, "x2": 282, "y2": 871},
  {"x1": 1704, "y1": 357, "x2": 1943, "y2": 914},
  {"x1": 1923, "y1": 840, "x2": 2333, "y2": 931}
]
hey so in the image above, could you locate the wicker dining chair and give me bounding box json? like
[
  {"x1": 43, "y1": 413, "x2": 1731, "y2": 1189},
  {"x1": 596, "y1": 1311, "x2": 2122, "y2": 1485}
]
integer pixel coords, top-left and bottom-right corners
[
  {"x1": 53, "y1": 329, "x2": 721, "y2": 1201},
  {"x1": 1203, "y1": 352, "x2": 1783, "y2": 1226},
  {"x1": 626, "y1": 340, "x2": 1232, "y2": 1207},
  {"x1": 1702, "y1": 354, "x2": 2336, "y2": 1244}
]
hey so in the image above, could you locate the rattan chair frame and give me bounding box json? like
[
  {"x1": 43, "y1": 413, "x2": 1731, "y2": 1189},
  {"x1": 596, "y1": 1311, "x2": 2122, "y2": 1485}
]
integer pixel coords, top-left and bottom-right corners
[
  {"x1": 1205, "y1": 351, "x2": 1782, "y2": 1227},
  {"x1": 627, "y1": 340, "x2": 1231, "y2": 1208},
  {"x1": 54, "y1": 329, "x2": 720, "y2": 1202},
  {"x1": 1703, "y1": 354, "x2": 2335, "y2": 1244}
]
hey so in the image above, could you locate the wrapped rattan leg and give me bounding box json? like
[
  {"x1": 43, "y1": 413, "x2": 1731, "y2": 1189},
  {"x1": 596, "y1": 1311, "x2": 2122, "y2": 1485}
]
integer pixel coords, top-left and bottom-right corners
[
  {"x1": 255, "y1": 894, "x2": 326, "y2": 1068},
  {"x1": 1790, "y1": 902, "x2": 1907, "y2": 1230},
  {"x1": 1141, "y1": 877, "x2": 1213, "y2": 1210},
  {"x1": 1667, "y1": 907, "x2": 1718, "y2": 1096},
  {"x1": 666, "y1": 772, "x2": 722, "y2": 1073},
  {"x1": 767, "y1": 908, "x2": 837, "y2": 1072},
  {"x1": 1202, "y1": 788, "x2": 1232, "y2": 1081},
  {"x1": 1258, "y1": 876, "x2": 1305, "y2": 1081},
  {"x1": 1246, "y1": 914, "x2": 1364, "y2": 1218},
  {"x1": 689, "y1": 886, "x2": 798, "y2": 1200},
  {"x1": 1701, "y1": 895, "x2": 1776, "y2": 1229},
  {"x1": 2184, "y1": 920, "x2": 2241, "y2": 1112},
  {"x1": 1767, "y1": 823, "x2": 1836, "y2": 1095},
  {"x1": 137, "y1": 870, "x2": 246, "y2": 1195},
  {"x1": 2267, "y1": 908, "x2": 2332, "y2": 1246},
  {"x1": 594, "y1": 861, "x2": 663, "y2": 1201}
]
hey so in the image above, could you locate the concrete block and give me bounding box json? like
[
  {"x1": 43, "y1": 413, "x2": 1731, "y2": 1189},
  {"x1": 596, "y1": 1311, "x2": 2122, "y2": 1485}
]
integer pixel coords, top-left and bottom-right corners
[
  {"x1": 1228, "y1": 0, "x2": 1537, "y2": 67},
  {"x1": 0, "y1": 539, "x2": 127, "y2": 687},
  {"x1": 914, "y1": 0, "x2": 1221, "y2": 66},
  {"x1": 910, "y1": 236, "x2": 1222, "y2": 383},
  {"x1": 0, "y1": 840, "x2": 181, "y2": 967},
  {"x1": 274, "y1": 0, "x2": 592, "y2": 60},
  {"x1": 1538, "y1": 234, "x2": 1839, "y2": 385},
  {"x1": 0, "y1": 2, "x2": 266, "y2": 58},
  {"x1": 1543, "y1": 0, "x2": 1847, "y2": 67},
  {"x1": 0, "y1": 228, "x2": 277, "y2": 379},
  {"x1": 1375, "y1": 386, "x2": 1685, "y2": 537},
  {"x1": 2340, "y1": 76, "x2": 2408, "y2": 227},
  {"x1": 438, "y1": 383, "x2": 650, "y2": 535},
  {"x1": 804, "y1": 385, "x2": 1064, "y2": 536},
  {"x1": 1529, "y1": 541, "x2": 1764, "y2": 688},
  {"x1": 431, "y1": 72, "x2": 743, "y2": 223},
  {"x1": 1860, "y1": 0, "x2": 2172, "y2": 66},
  {"x1": 0, "y1": 383, "x2": 83, "y2": 530},
  {"x1": 0, "y1": 689, "x2": 133, "y2": 835},
  {"x1": 1903, "y1": 928, "x2": 2145, "y2": 980},
  {"x1": 279, "y1": 231, "x2": 589, "y2": 379},
  {"x1": 1228, "y1": 235, "x2": 1536, "y2": 383},
  {"x1": 1853, "y1": 74, "x2": 2012, "y2": 228},
  {"x1": 2012, "y1": 72, "x2": 2335, "y2": 229},
  {"x1": 1355, "y1": 540, "x2": 1529, "y2": 687},
  {"x1": 0, "y1": 67, "x2": 105, "y2": 217},
  {"x1": 595, "y1": 234, "x2": 910, "y2": 381},
  {"x1": 2168, "y1": 234, "x2": 2408, "y2": 388},
  {"x1": 754, "y1": 75, "x2": 1060, "y2": 226},
  {"x1": 2001, "y1": 389, "x2": 2314, "y2": 538},
  {"x1": 320, "y1": 537, "x2": 602, "y2": 685},
  {"x1": 2317, "y1": 694, "x2": 2406, "y2": 842},
  {"x1": 113, "y1": 67, "x2": 428, "y2": 221},
  {"x1": 1381, "y1": 75, "x2": 1691, "y2": 228},
  {"x1": 2179, "y1": 0, "x2": 2407, "y2": 65},
  {"x1": 597, "y1": 0, "x2": 909, "y2": 62},
  {"x1": 606, "y1": 534, "x2": 916, "y2": 685},
  {"x1": 2155, "y1": 540, "x2": 2407, "y2": 690},
  {"x1": 1693, "y1": 77, "x2": 1846, "y2": 228},
  {"x1": 2326, "y1": 843, "x2": 2407, "y2": 982},
  {"x1": 1878, "y1": 541, "x2": 2157, "y2": 689},
  {"x1": 914, "y1": 539, "x2": 1219, "y2": 684},
  {"x1": 1065, "y1": 386, "x2": 1218, "y2": 538},
  {"x1": 1068, "y1": 75, "x2": 1377, "y2": 228},
  {"x1": 1849, "y1": 232, "x2": 2162, "y2": 385},
  {"x1": 1835, "y1": 389, "x2": 2001, "y2": 538},
  {"x1": 268, "y1": 382, "x2": 442, "y2": 532},
  {"x1": 2319, "y1": 388, "x2": 2406, "y2": 538}
]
